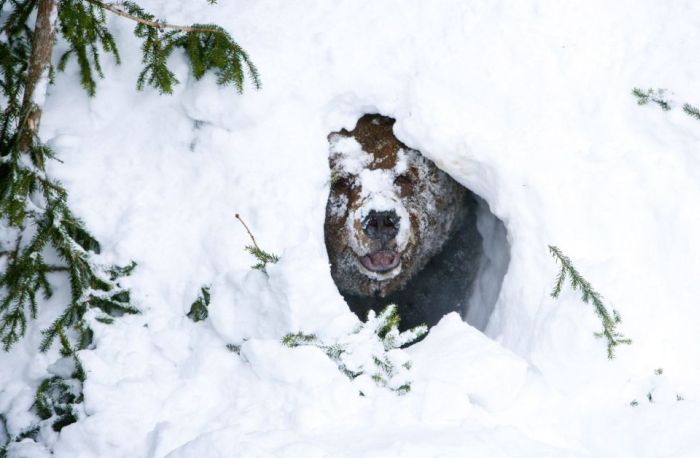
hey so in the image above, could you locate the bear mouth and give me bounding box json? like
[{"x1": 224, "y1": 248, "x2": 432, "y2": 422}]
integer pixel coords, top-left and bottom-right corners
[{"x1": 359, "y1": 250, "x2": 400, "y2": 272}]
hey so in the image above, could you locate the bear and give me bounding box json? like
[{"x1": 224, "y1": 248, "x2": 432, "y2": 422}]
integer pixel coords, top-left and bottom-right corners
[{"x1": 325, "y1": 114, "x2": 483, "y2": 330}]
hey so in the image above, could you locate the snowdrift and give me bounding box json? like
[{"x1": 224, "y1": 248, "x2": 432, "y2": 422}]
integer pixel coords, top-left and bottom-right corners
[{"x1": 3, "y1": 0, "x2": 700, "y2": 457}]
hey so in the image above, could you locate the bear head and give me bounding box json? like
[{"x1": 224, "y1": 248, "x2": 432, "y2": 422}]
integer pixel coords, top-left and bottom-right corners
[{"x1": 325, "y1": 114, "x2": 467, "y2": 298}]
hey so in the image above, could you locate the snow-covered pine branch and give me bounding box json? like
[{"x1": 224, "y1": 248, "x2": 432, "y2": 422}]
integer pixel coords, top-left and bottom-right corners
[{"x1": 283, "y1": 304, "x2": 427, "y2": 395}]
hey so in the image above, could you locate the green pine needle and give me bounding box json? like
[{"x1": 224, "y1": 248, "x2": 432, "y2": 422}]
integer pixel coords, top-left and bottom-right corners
[
  {"x1": 57, "y1": 0, "x2": 121, "y2": 96},
  {"x1": 632, "y1": 87, "x2": 700, "y2": 128},
  {"x1": 631, "y1": 87, "x2": 650, "y2": 105},
  {"x1": 187, "y1": 285, "x2": 211, "y2": 322},
  {"x1": 235, "y1": 214, "x2": 280, "y2": 273},
  {"x1": 683, "y1": 103, "x2": 700, "y2": 121},
  {"x1": 34, "y1": 375, "x2": 81, "y2": 431},
  {"x1": 548, "y1": 245, "x2": 631, "y2": 359},
  {"x1": 631, "y1": 87, "x2": 670, "y2": 111},
  {"x1": 282, "y1": 331, "x2": 318, "y2": 347},
  {"x1": 282, "y1": 305, "x2": 425, "y2": 394},
  {"x1": 244, "y1": 245, "x2": 280, "y2": 272},
  {"x1": 102, "y1": 1, "x2": 260, "y2": 95}
]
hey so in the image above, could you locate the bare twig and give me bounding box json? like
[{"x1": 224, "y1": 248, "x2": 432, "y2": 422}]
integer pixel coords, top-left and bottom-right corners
[
  {"x1": 44, "y1": 265, "x2": 69, "y2": 272},
  {"x1": 88, "y1": 0, "x2": 221, "y2": 34},
  {"x1": 234, "y1": 213, "x2": 259, "y2": 250}
]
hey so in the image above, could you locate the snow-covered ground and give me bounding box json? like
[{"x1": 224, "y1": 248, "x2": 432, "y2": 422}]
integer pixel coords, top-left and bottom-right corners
[{"x1": 4, "y1": 0, "x2": 700, "y2": 456}]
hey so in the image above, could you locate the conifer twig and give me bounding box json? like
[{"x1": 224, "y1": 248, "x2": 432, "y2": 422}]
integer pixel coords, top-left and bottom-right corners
[
  {"x1": 87, "y1": 0, "x2": 220, "y2": 34},
  {"x1": 283, "y1": 304, "x2": 426, "y2": 395},
  {"x1": 548, "y1": 245, "x2": 631, "y2": 359},
  {"x1": 234, "y1": 213, "x2": 279, "y2": 272},
  {"x1": 631, "y1": 87, "x2": 671, "y2": 111},
  {"x1": 683, "y1": 103, "x2": 700, "y2": 121}
]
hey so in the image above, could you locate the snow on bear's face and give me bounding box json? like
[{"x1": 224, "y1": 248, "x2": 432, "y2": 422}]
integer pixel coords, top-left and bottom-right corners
[{"x1": 325, "y1": 114, "x2": 466, "y2": 298}]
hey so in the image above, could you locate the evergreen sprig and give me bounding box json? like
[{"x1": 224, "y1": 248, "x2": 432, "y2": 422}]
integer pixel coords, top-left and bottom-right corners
[
  {"x1": 57, "y1": 0, "x2": 121, "y2": 96},
  {"x1": 682, "y1": 103, "x2": 700, "y2": 121},
  {"x1": 244, "y1": 245, "x2": 280, "y2": 272},
  {"x1": 35, "y1": 375, "x2": 81, "y2": 432},
  {"x1": 180, "y1": 23, "x2": 260, "y2": 92},
  {"x1": 0, "y1": 137, "x2": 138, "y2": 351},
  {"x1": 632, "y1": 87, "x2": 671, "y2": 111},
  {"x1": 235, "y1": 214, "x2": 280, "y2": 273},
  {"x1": 0, "y1": 140, "x2": 138, "y2": 351},
  {"x1": 632, "y1": 87, "x2": 700, "y2": 125},
  {"x1": 0, "y1": 1, "x2": 33, "y2": 146},
  {"x1": 50, "y1": 0, "x2": 262, "y2": 96},
  {"x1": 187, "y1": 285, "x2": 211, "y2": 322},
  {"x1": 548, "y1": 245, "x2": 631, "y2": 359},
  {"x1": 283, "y1": 305, "x2": 426, "y2": 395},
  {"x1": 90, "y1": 0, "x2": 260, "y2": 95}
]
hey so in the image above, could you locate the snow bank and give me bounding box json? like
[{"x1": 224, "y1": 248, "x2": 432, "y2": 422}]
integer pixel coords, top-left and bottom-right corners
[{"x1": 3, "y1": 0, "x2": 700, "y2": 456}]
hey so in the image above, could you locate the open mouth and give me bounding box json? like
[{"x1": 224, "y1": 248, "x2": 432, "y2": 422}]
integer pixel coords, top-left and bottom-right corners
[{"x1": 360, "y1": 250, "x2": 400, "y2": 272}]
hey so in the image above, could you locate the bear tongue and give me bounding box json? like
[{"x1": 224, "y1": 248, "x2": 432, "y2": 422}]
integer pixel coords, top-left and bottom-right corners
[{"x1": 363, "y1": 250, "x2": 400, "y2": 272}]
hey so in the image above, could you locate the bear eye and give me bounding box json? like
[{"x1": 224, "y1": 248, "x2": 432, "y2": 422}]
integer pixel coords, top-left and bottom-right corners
[
  {"x1": 332, "y1": 176, "x2": 352, "y2": 192},
  {"x1": 394, "y1": 174, "x2": 412, "y2": 187}
]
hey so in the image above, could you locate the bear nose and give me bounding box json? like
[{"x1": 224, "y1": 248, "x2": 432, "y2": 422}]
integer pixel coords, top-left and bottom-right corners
[{"x1": 363, "y1": 210, "x2": 399, "y2": 242}]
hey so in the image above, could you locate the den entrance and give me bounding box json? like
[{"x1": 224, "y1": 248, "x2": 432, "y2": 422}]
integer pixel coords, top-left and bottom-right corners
[{"x1": 325, "y1": 115, "x2": 510, "y2": 332}]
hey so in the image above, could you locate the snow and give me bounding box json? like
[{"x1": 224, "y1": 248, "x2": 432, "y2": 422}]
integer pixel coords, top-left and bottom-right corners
[{"x1": 4, "y1": 0, "x2": 700, "y2": 456}]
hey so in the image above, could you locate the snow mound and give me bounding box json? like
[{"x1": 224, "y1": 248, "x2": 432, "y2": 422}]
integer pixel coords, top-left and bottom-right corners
[{"x1": 3, "y1": 0, "x2": 700, "y2": 456}]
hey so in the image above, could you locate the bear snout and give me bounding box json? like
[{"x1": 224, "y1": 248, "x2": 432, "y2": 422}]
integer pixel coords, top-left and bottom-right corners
[{"x1": 363, "y1": 210, "x2": 399, "y2": 244}]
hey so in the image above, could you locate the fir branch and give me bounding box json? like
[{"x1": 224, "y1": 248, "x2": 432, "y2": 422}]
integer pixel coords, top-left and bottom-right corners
[
  {"x1": 282, "y1": 331, "x2": 318, "y2": 347},
  {"x1": 244, "y1": 245, "x2": 280, "y2": 272},
  {"x1": 57, "y1": 0, "x2": 121, "y2": 96},
  {"x1": 89, "y1": 0, "x2": 260, "y2": 94},
  {"x1": 631, "y1": 87, "x2": 671, "y2": 111},
  {"x1": 235, "y1": 213, "x2": 280, "y2": 272},
  {"x1": 187, "y1": 285, "x2": 211, "y2": 322},
  {"x1": 682, "y1": 103, "x2": 700, "y2": 121},
  {"x1": 282, "y1": 305, "x2": 426, "y2": 395},
  {"x1": 34, "y1": 374, "x2": 81, "y2": 431},
  {"x1": 632, "y1": 87, "x2": 650, "y2": 105},
  {"x1": 548, "y1": 245, "x2": 631, "y2": 359},
  {"x1": 0, "y1": 172, "x2": 138, "y2": 351}
]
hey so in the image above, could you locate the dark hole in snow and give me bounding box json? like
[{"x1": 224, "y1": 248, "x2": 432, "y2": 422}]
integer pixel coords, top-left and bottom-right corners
[{"x1": 325, "y1": 114, "x2": 510, "y2": 332}]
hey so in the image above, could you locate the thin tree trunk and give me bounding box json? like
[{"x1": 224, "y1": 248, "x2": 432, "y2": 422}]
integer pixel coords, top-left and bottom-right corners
[{"x1": 18, "y1": 0, "x2": 56, "y2": 167}]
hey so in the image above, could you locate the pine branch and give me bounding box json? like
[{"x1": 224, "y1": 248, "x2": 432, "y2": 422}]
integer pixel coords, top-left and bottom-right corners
[
  {"x1": 34, "y1": 373, "x2": 81, "y2": 431},
  {"x1": 89, "y1": 0, "x2": 261, "y2": 94},
  {"x1": 633, "y1": 87, "x2": 700, "y2": 124},
  {"x1": 548, "y1": 245, "x2": 631, "y2": 359},
  {"x1": 187, "y1": 285, "x2": 211, "y2": 322},
  {"x1": 631, "y1": 87, "x2": 671, "y2": 111},
  {"x1": 235, "y1": 213, "x2": 279, "y2": 272},
  {"x1": 683, "y1": 103, "x2": 700, "y2": 121},
  {"x1": 282, "y1": 331, "x2": 318, "y2": 347},
  {"x1": 0, "y1": 161, "x2": 138, "y2": 351},
  {"x1": 57, "y1": 0, "x2": 121, "y2": 96},
  {"x1": 631, "y1": 87, "x2": 650, "y2": 105},
  {"x1": 283, "y1": 305, "x2": 425, "y2": 395}
]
